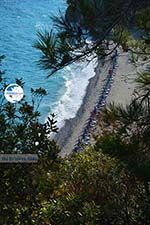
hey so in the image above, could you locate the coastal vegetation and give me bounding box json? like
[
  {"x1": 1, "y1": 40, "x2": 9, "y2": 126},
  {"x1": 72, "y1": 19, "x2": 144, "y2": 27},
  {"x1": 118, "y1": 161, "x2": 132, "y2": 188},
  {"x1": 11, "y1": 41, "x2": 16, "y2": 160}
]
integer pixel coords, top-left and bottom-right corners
[
  {"x1": 0, "y1": 0, "x2": 150, "y2": 224},
  {"x1": 0, "y1": 56, "x2": 60, "y2": 224},
  {"x1": 35, "y1": 0, "x2": 150, "y2": 76}
]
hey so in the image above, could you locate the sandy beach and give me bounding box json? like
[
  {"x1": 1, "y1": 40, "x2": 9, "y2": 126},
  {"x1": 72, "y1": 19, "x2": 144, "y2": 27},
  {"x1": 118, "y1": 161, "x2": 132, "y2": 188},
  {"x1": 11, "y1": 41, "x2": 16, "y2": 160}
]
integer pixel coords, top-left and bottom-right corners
[
  {"x1": 107, "y1": 52, "x2": 137, "y2": 106},
  {"x1": 55, "y1": 52, "x2": 137, "y2": 157}
]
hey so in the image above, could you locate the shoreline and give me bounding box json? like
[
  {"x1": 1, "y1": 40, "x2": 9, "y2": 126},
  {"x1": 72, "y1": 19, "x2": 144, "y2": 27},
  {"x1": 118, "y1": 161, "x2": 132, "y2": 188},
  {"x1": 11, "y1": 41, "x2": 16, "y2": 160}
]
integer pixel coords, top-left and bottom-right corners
[
  {"x1": 55, "y1": 59, "x2": 111, "y2": 156},
  {"x1": 55, "y1": 52, "x2": 137, "y2": 157}
]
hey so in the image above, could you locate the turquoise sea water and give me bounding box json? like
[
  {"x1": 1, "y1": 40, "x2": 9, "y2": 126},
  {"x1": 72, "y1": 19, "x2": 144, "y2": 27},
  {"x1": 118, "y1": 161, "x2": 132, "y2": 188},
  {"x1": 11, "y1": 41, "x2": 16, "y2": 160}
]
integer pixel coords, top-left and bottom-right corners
[{"x1": 0, "y1": 0, "x2": 96, "y2": 126}]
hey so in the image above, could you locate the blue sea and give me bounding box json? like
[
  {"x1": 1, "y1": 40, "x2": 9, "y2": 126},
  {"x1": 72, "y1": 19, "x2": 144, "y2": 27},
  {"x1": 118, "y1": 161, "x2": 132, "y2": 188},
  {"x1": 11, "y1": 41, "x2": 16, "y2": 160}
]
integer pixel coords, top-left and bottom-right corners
[{"x1": 0, "y1": 0, "x2": 96, "y2": 127}]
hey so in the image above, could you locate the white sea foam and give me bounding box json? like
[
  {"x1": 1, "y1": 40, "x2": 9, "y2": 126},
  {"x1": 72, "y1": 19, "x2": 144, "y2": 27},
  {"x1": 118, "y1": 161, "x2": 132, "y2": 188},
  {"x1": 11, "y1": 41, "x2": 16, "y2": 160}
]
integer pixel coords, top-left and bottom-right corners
[{"x1": 48, "y1": 58, "x2": 97, "y2": 128}]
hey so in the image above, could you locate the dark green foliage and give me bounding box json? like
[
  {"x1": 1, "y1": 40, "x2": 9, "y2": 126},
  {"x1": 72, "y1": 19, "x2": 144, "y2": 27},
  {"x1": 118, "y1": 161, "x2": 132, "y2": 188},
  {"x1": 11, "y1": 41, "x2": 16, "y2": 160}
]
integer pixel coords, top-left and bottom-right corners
[
  {"x1": 40, "y1": 148, "x2": 147, "y2": 225},
  {"x1": 35, "y1": 0, "x2": 150, "y2": 76},
  {"x1": 95, "y1": 71, "x2": 150, "y2": 224},
  {"x1": 0, "y1": 58, "x2": 60, "y2": 224},
  {"x1": 97, "y1": 72, "x2": 150, "y2": 180}
]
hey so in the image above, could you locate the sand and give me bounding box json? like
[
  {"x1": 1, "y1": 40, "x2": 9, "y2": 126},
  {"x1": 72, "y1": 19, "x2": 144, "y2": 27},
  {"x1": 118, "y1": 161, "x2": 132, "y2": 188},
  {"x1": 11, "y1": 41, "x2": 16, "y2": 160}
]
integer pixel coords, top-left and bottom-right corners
[
  {"x1": 55, "y1": 52, "x2": 137, "y2": 157},
  {"x1": 107, "y1": 52, "x2": 137, "y2": 105}
]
